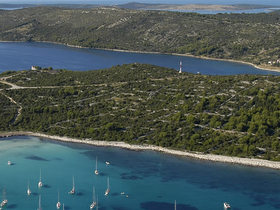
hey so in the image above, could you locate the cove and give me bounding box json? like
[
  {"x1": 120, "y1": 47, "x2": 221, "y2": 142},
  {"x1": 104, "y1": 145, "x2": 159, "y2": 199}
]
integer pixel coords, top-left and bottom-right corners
[
  {"x1": 1, "y1": 135, "x2": 280, "y2": 210},
  {"x1": 0, "y1": 42, "x2": 279, "y2": 75}
]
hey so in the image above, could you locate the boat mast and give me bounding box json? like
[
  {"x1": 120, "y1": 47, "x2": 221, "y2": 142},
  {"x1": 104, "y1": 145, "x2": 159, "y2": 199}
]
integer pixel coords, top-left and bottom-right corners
[
  {"x1": 38, "y1": 169, "x2": 43, "y2": 188},
  {"x1": 174, "y1": 200, "x2": 176, "y2": 210},
  {"x1": 38, "y1": 195, "x2": 42, "y2": 210},
  {"x1": 96, "y1": 195, "x2": 99, "y2": 210},
  {"x1": 27, "y1": 180, "x2": 31, "y2": 195},
  {"x1": 3, "y1": 188, "x2": 6, "y2": 200},
  {"x1": 93, "y1": 186, "x2": 95, "y2": 203},
  {"x1": 72, "y1": 176, "x2": 75, "y2": 190},
  {"x1": 56, "y1": 190, "x2": 61, "y2": 209},
  {"x1": 105, "y1": 176, "x2": 110, "y2": 196},
  {"x1": 95, "y1": 157, "x2": 99, "y2": 175},
  {"x1": 96, "y1": 157, "x2": 98, "y2": 171},
  {"x1": 68, "y1": 176, "x2": 75, "y2": 194},
  {"x1": 39, "y1": 195, "x2": 41, "y2": 209},
  {"x1": 107, "y1": 177, "x2": 110, "y2": 190}
]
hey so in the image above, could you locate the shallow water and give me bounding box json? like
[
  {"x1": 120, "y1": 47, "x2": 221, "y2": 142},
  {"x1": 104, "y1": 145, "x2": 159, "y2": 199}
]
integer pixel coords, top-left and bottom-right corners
[
  {"x1": 0, "y1": 42, "x2": 279, "y2": 75},
  {"x1": 163, "y1": 8, "x2": 280, "y2": 14},
  {"x1": 1, "y1": 136, "x2": 280, "y2": 210}
]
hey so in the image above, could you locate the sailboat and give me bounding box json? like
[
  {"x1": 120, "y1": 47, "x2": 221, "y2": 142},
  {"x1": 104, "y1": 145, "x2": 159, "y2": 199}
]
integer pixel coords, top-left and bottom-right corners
[
  {"x1": 94, "y1": 157, "x2": 99, "y2": 175},
  {"x1": 104, "y1": 177, "x2": 110, "y2": 196},
  {"x1": 37, "y1": 195, "x2": 42, "y2": 210},
  {"x1": 27, "y1": 181, "x2": 32, "y2": 196},
  {"x1": 38, "y1": 169, "x2": 43, "y2": 188},
  {"x1": 90, "y1": 186, "x2": 96, "y2": 209},
  {"x1": 56, "y1": 191, "x2": 61, "y2": 209},
  {"x1": 224, "y1": 202, "x2": 231, "y2": 209},
  {"x1": 68, "y1": 176, "x2": 75, "y2": 195},
  {"x1": 0, "y1": 189, "x2": 8, "y2": 208}
]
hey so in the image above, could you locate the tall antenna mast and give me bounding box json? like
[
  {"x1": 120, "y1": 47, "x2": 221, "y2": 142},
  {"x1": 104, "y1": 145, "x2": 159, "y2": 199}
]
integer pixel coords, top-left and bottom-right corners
[{"x1": 179, "y1": 61, "x2": 182, "y2": 73}]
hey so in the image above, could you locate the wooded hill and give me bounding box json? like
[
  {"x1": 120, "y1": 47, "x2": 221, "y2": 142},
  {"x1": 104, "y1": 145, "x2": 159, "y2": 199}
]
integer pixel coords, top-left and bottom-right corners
[
  {"x1": 1, "y1": 64, "x2": 280, "y2": 160},
  {"x1": 0, "y1": 7, "x2": 280, "y2": 69}
]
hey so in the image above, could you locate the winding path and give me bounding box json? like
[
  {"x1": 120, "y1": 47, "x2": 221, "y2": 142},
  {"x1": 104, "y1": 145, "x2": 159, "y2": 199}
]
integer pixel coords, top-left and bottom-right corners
[
  {"x1": 0, "y1": 91, "x2": 22, "y2": 123},
  {"x1": 0, "y1": 75, "x2": 24, "y2": 123}
]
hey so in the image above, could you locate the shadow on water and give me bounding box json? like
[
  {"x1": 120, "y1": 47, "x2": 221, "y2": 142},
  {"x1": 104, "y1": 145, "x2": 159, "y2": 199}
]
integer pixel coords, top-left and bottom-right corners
[
  {"x1": 120, "y1": 172, "x2": 143, "y2": 180},
  {"x1": 251, "y1": 194, "x2": 266, "y2": 207},
  {"x1": 43, "y1": 184, "x2": 51, "y2": 188},
  {"x1": 25, "y1": 155, "x2": 49, "y2": 161},
  {"x1": 99, "y1": 172, "x2": 107, "y2": 177},
  {"x1": 7, "y1": 204, "x2": 17, "y2": 208},
  {"x1": 112, "y1": 206, "x2": 129, "y2": 210},
  {"x1": 77, "y1": 192, "x2": 84, "y2": 196},
  {"x1": 111, "y1": 192, "x2": 119, "y2": 197},
  {"x1": 140, "y1": 201, "x2": 198, "y2": 210},
  {"x1": 269, "y1": 197, "x2": 280, "y2": 209}
]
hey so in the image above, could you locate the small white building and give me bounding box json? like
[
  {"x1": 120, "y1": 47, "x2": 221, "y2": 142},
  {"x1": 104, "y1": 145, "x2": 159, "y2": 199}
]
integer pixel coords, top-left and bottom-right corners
[{"x1": 31, "y1": 66, "x2": 39, "y2": 70}]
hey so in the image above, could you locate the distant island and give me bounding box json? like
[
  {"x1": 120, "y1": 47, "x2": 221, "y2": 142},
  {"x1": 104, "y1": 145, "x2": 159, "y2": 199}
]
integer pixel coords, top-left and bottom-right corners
[
  {"x1": 1, "y1": 64, "x2": 280, "y2": 163},
  {"x1": 117, "y1": 3, "x2": 277, "y2": 11},
  {"x1": 0, "y1": 6, "x2": 280, "y2": 71},
  {"x1": 0, "y1": 2, "x2": 277, "y2": 11}
]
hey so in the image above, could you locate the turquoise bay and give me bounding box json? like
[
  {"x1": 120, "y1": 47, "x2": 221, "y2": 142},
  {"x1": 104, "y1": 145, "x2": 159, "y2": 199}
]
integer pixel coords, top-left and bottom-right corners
[
  {"x1": 1, "y1": 41, "x2": 280, "y2": 210},
  {"x1": 1, "y1": 136, "x2": 280, "y2": 210},
  {"x1": 0, "y1": 42, "x2": 279, "y2": 75}
]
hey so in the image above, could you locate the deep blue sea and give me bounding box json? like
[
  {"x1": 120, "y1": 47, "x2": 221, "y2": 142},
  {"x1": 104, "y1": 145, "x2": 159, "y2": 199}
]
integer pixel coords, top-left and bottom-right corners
[
  {"x1": 161, "y1": 8, "x2": 280, "y2": 14},
  {"x1": 1, "y1": 136, "x2": 280, "y2": 210},
  {"x1": 0, "y1": 42, "x2": 279, "y2": 75}
]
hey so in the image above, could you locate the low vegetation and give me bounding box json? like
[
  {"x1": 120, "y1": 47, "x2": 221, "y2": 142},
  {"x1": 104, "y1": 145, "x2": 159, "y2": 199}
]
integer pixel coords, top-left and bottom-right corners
[
  {"x1": 1, "y1": 64, "x2": 280, "y2": 160},
  {"x1": 0, "y1": 7, "x2": 280, "y2": 69}
]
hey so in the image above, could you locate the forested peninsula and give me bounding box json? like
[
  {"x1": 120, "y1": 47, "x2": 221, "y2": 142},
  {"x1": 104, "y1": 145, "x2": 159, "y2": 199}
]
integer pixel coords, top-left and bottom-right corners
[
  {"x1": 1, "y1": 64, "x2": 280, "y2": 161},
  {"x1": 0, "y1": 7, "x2": 280, "y2": 70}
]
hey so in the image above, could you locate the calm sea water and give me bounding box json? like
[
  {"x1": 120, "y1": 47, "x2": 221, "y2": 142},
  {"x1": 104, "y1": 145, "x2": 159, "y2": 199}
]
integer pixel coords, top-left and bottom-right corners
[
  {"x1": 1, "y1": 136, "x2": 280, "y2": 210},
  {"x1": 0, "y1": 42, "x2": 279, "y2": 75},
  {"x1": 162, "y1": 8, "x2": 280, "y2": 14},
  {"x1": 1, "y1": 6, "x2": 279, "y2": 14},
  {"x1": 0, "y1": 7, "x2": 24, "y2": 10}
]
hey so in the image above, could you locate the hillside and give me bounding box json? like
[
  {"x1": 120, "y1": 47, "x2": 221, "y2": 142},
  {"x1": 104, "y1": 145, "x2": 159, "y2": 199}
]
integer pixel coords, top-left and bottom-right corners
[
  {"x1": 1, "y1": 64, "x2": 280, "y2": 160},
  {"x1": 0, "y1": 7, "x2": 280, "y2": 70}
]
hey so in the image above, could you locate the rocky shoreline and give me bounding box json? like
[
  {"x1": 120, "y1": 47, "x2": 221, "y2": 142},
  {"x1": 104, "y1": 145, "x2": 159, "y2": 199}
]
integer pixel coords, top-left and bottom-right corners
[{"x1": 1, "y1": 131, "x2": 280, "y2": 170}]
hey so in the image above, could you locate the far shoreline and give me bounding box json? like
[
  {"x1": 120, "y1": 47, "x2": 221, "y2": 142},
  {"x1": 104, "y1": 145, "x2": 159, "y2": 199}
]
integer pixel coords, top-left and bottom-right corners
[
  {"x1": 1, "y1": 40, "x2": 280, "y2": 73},
  {"x1": 1, "y1": 131, "x2": 280, "y2": 170}
]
